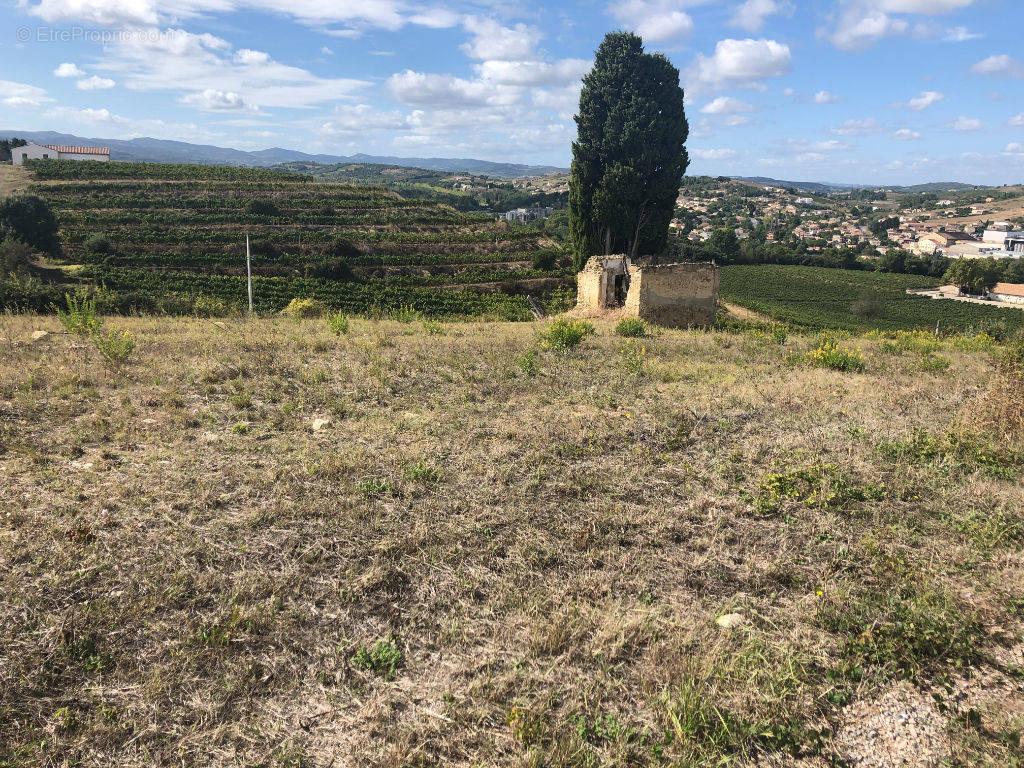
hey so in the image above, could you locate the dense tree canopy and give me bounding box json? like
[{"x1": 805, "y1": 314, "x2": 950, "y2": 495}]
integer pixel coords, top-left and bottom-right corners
[
  {"x1": 0, "y1": 195, "x2": 60, "y2": 255},
  {"x1": 569, "y1": 32, "x2": 688, "y2": 270}
]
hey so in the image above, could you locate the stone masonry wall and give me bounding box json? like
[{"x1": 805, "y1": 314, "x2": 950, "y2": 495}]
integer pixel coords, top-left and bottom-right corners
[{"x1": 632, "y1": 262, "x2": 719, "y2": 328}]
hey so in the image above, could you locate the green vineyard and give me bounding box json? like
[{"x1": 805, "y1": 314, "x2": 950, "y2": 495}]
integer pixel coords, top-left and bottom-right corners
[
  {"x1": 721, "y1": 264, "x2": 1024, "y2": 334},
  {"x1": 27, "y1": 159, "x2": 574, "y2": 318}
]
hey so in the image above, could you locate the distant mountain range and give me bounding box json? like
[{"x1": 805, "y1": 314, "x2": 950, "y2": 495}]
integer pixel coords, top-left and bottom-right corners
[
  {"x1": 733, "y1": 176, "x2": 981, "y2": 194},
  {"x1": 0, "y1": 130, "x2": 566, "y2": 179}
]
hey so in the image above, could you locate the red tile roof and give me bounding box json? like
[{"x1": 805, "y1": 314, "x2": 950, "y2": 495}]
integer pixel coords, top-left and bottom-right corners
[{"x1": 43, "y1": 144, "x2": 110, "y2": 155}]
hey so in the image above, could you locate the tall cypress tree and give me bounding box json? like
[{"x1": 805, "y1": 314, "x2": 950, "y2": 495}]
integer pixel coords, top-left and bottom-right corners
[{"x1": 569, "y1": 32, "x2": 688, "y2": 270}]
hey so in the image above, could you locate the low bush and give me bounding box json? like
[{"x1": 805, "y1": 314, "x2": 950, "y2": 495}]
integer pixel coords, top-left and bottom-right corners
[
  {"x1": 84, "y1": 233, "x2": 112, "y2": 255},
  {"x1": 615, "y1": 317, "x2": 648, "y2": 337},
  {"x1": 56, "y1": 293, "x2": 103, "y2": 336},
  {"x1": 539, "y1": 317, "x2": 594, "y2": 352},
  {"x1": 789, "y1": 342, "x2": 867, "y2": 373},
  {"x1": 326, "y1": 311, "x2": 350, "y2": 335},
  {"x1": 279, "y1": 297, "x2": 327, "y2": 319},
  {"x1": 92, "y1": 327, "x2": 135, "y2": 367}
]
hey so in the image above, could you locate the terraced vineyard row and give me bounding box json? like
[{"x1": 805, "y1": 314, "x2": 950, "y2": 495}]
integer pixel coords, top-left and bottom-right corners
[{"x1": 29, "y1": 160, "x2": 573, "y2": 318}]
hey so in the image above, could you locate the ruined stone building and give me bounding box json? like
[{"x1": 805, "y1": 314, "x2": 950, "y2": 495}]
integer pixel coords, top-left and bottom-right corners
[{"x1": 576, "y1": 255, "x2": 719, "y2": 328}]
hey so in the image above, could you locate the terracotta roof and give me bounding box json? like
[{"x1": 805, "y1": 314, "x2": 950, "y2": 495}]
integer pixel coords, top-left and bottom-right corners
[
  {"x1": 42, "y1": 144, "x2": 110, "y2": 155},
  {"x1": 992, "y1": 282, "x2": 1024, "y2": 298}
]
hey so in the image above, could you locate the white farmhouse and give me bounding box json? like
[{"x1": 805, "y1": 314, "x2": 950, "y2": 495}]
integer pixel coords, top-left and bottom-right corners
[{"x1": 12, "y1": 142, "x2": 110, "y2": 165}]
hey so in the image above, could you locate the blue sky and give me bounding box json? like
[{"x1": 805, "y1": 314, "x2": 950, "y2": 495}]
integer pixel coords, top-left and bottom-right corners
[{"x1": 2, "y1": 0, "x2": 1023, "y2": 184}]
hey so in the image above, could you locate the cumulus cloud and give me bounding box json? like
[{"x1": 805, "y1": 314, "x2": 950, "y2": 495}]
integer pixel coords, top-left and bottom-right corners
[
  {"x1": 952, "y1": 116, "x2": 983, "y2": 131},
  {"x1": 971, "y1": 54, "x2": 1024, "y2": 78},
  {"x1": 892, "y1": 128, "x2": 921, "y2": 140},
  {"x1": 729, "y1": 0, "x2": 791, "y2": 33},
  {"x1": 690, "y1": 38, "x2": 791, "y2": 91},
  {"x1": 95, "y1": 29, "x2": 369, "y2": 110},
  {"x1": 461, "y1": 16, "x2": 541, "y2": 61},
  {"x1": 179, "y1": 88, "x2": 253, "y2": 111},
  {"x1": 831, "y1": 117, "x2": 883, "y2": 135},
  {"x1": 1004, "y1": 142, "x2": 1023, "y2": 153},
  {"x1": 77, "y1": 76, "x2": 116, "y2": 90},
  {"x1": 1010, "y1": 113, "x2": 1024, "y2": 127},
  {"x1": 475, "y1": 59, "x2": 590, "y2": 88},
  {"x1": 827, "y1": 0, "x2": 978, "y2": 51},
  {"x1": 942, "y1": 26, "x2": 980, "y2": 42},
  {"x1": 45, "y1": 106, "x2": 129, "y2": 125},
  {"x1": 813, "y1": 90, "x2": 839, "y2": 104},
  {"x1": 1, "y1": 80, "x2": 53, "y2": 107},
  {"x1": 386, "y1": 70, "x2": 518, "y2": 109},
  {"x1": 692, "y1": 148, "x2": 738, "y2": 160},
  {"x1": 699, "y1": 96, "x2": 756, "y2": 115},
  {"x1": 320, "y1": 104, "x2": 409, "y2": 134},
  {"x1": 54, "y1": 62, "x2": 85, "y2": 78},
  {"x1": 897, "y1": 90, "x2": 944, "y2": 111},
  {"x1": 609, "y1": 0, "x2": 695, "y2": 43}
]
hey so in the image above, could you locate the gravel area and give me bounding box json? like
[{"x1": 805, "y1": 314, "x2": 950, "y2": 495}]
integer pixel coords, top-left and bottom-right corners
[{"x1": 835, "y1": 683, "x2": 950, "y2": 767}]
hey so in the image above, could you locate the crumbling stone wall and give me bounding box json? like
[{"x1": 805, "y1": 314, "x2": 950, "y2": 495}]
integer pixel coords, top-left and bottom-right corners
[
  {"x1": 630, "y1": 261, "x2": 719, "y2": 328},
  {"x1": 576, "y1": 255, "x2": 719, "y2": 328}
]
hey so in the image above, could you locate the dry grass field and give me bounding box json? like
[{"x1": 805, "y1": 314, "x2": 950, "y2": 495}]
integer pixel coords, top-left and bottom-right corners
[
  {"x1": 1, "y1": 315, "x2": 1022, "y2": 767},
  {"x1": 0, "y1": 165, "x2": 31, "y2": 197}
]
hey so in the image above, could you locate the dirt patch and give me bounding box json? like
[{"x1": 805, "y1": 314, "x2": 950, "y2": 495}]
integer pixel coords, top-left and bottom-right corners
[{"x1": 0, "y1": 165, "x2": 31, "y2": 197}]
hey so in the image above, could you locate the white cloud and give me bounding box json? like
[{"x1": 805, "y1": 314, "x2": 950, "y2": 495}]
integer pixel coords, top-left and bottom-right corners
[
  {"x1": 1004, "y1": 142, "x2": 1024, "y2": 154},
  {"x1": 20, "y1": 0, "x2": 457, "y2": 35},
  {"x1": 942, "y1": 26, "x2": 980, "y2": 42},
  {"x1": 788, "y1": 138, "x2": 852, "y2": 152},
  {"x1": 1, "y1": 80, "x2": 52, "y2": 107},
  {"x1": 609, "y1": 0, "x2": 695, "y2": 43},
  {"x1": 892, "y1": 128, "x2": 921, "y2": 140},
  {"x1": 724, "y1": 115, "x2": 751, "y2": 126},
  {"x1": 320, "y1": 104, "x2": 409, "y2": 134},
  {"x1": 461, "y1": 16, "x2": 540, "y2": 61},
  {"x1": 952, "y1": 116, "x2": 983, "y2": 131},
  {"x1": 729, "y1": 0, "x2": 791, "y2": 33},
  {"x1": 54, "y1": 62, "x2": 85, "y2": 78},
  {"x1": 971, "y1": 54, "x2": 1024, "y2": 78},
  {"x1": 386, "y1": 70, "x2": 518, "y2": 109},
  {"x1": 179, "y1": 88, "x2": 253, "y2": 111},
  {"x1": 692, "y1": 148, "x2": 738, "y2": 160},
  {"x1": 827, "y1": 0, "x2": 978, "y2": 51},
  {"x1": 831, "y1": 117, "x2": 883, "y2": 135},
  {"x1": 45, "y1": 106, "x2": 129, "y2": 125},
  {"x1": 1010, "y1": 113, "x2": 1024, "y2": 127},
  {"x1": 699, "y1": 96, "x2": 756, "y2": 115},
  {"x1": 476, "y1": 59, "x2": 590, "y2": 87},
  {"x1": 813, "y1": 90, "x2": 839, "y2": 104},
  {"x1": 897, "y1": 90, "x2": 944, "y2": 111},
  {"x1": 76, "y1": 75, "x2": 116, "y2": 90},
  {"x1": 96, "y1": 28, "x2": 369, "y2": 110},
  {"x1": 320, "y1": 46, "x2": 333, "y2": 55},
  {"x1": 691, "y1": 38, "x2": 791, "y2": 91}
]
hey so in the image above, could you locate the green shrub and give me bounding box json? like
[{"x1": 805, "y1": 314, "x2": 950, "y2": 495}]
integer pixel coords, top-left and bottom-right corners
[
  {"x1": 539, "y1": 317, "x2": 594, "y2": 352},
  {"x1": 391, "y1": 304, "x2": 421, "y2": 323},
  {"x1": 326, "y1": 311, "x2": 350, "y2": 335},
  {"x1": 193, "y1": 294, "x2": 229, "y2": 317},
  {"x1": 84, "y1": 233, "x2": 112, "y2": 255},
  {"x1": 92, "y1": 327, "x2": 135, "y2": 367},
  {"x1": 56, "y1": 293, "x2": 103, "y2": 336},
  {"x1": 531, "y1": 249, "x2": 559, "y2": 270},
  {"x1": 614, "y1": 317, "x2": 648, "y2": 337},
  {"x1": 422, "y1": 319, "x2": 443, "y2": 335},
  {"x1": 246, "y1": 199, "x2": 281, "y2": 216},
  {"x1": 351, "y1": 637, "x2": 402, "y2": 679},
  {"x1": 789, "y1": 342, "x2": 867, "y2": 372},
  {"x1": 0, "y1": 237, "x2": 33, "y2": 274},
  {"x1": 280, "y1": 297, "x2": 327, "y2": 319},
  {"x1": 516, "y1": 349, "x2": 539, "y2": 376},
  {"x1": 620, "y1": 342, "x2": 646, "y2": 377},
  {"x1": 0, "y1": 194, "x2": 60, "y2": 254}
]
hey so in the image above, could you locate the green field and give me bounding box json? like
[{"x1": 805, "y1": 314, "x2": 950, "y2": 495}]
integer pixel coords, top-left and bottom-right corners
[
  {"x1": 22, "y1": 159, "x2": 572, "y2": 318},
  {"x1": 721, "y1": 264, "x2": 1024, "y2": 334}
]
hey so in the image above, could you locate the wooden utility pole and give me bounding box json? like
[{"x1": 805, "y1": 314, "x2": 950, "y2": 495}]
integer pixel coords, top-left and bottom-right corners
[{"x1": 246, "y1": 231, "x2": 254, "y2": 315}]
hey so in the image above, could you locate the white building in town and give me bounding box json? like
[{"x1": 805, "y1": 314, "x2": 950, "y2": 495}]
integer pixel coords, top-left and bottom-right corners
[{"x1": 12, "y1": 142, "x2": 110, "y2": 165}]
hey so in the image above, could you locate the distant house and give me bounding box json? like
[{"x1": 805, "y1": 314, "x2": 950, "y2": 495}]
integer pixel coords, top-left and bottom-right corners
[
  {"x1": 13, "y1": 141, "x2": 110, "y2": 165},
  {"x1": 503, "y1": 207, "x2": 553, "y2": 223},
  {"x1": 916, "y1": 230, "x2": 978, "y2": 254},
  {"x1": 989, "y1": 283, "x2": 1024, "y2": 305}
]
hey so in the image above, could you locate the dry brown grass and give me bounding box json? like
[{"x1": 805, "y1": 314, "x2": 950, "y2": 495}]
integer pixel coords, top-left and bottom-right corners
[
  {"x1": 1, "y1": 315, "x2": 1021, "y2": 767},
  {"x1": 0, "y1": 165, "x2": 31, "y2": 197}
]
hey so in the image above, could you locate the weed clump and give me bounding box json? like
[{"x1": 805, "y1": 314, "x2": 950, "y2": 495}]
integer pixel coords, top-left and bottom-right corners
[
  {"x1": 788, "y1": 341, "x2": 867, "y2": 372},
  {"x1": 56, "y1": 293, "x2": 102, "y2": 336},
  {"x1": 615, "y1": 317, "x2": 648, "y2": 337},
  {"x1": 752, "y1": 463, "x2": 885, "y2": 517},
  {"x1": 351, "y1": 637, "x2": 402, "y2": 679},
  {"x1": 539, "y1": 317, "x2": 594, "y2": 352},
  {"x1": 986, "y1": 342, "x2": 1024, "y2": 435},
  {"x1": 620, "y1": 342, "x2": 646, "y2": 377},
  {"x1": 326, "y1": 310, "x2": 349, "y2": 335},
  {"x1": 92, "y1": 327, "x2": 135, "y2": 367}
]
